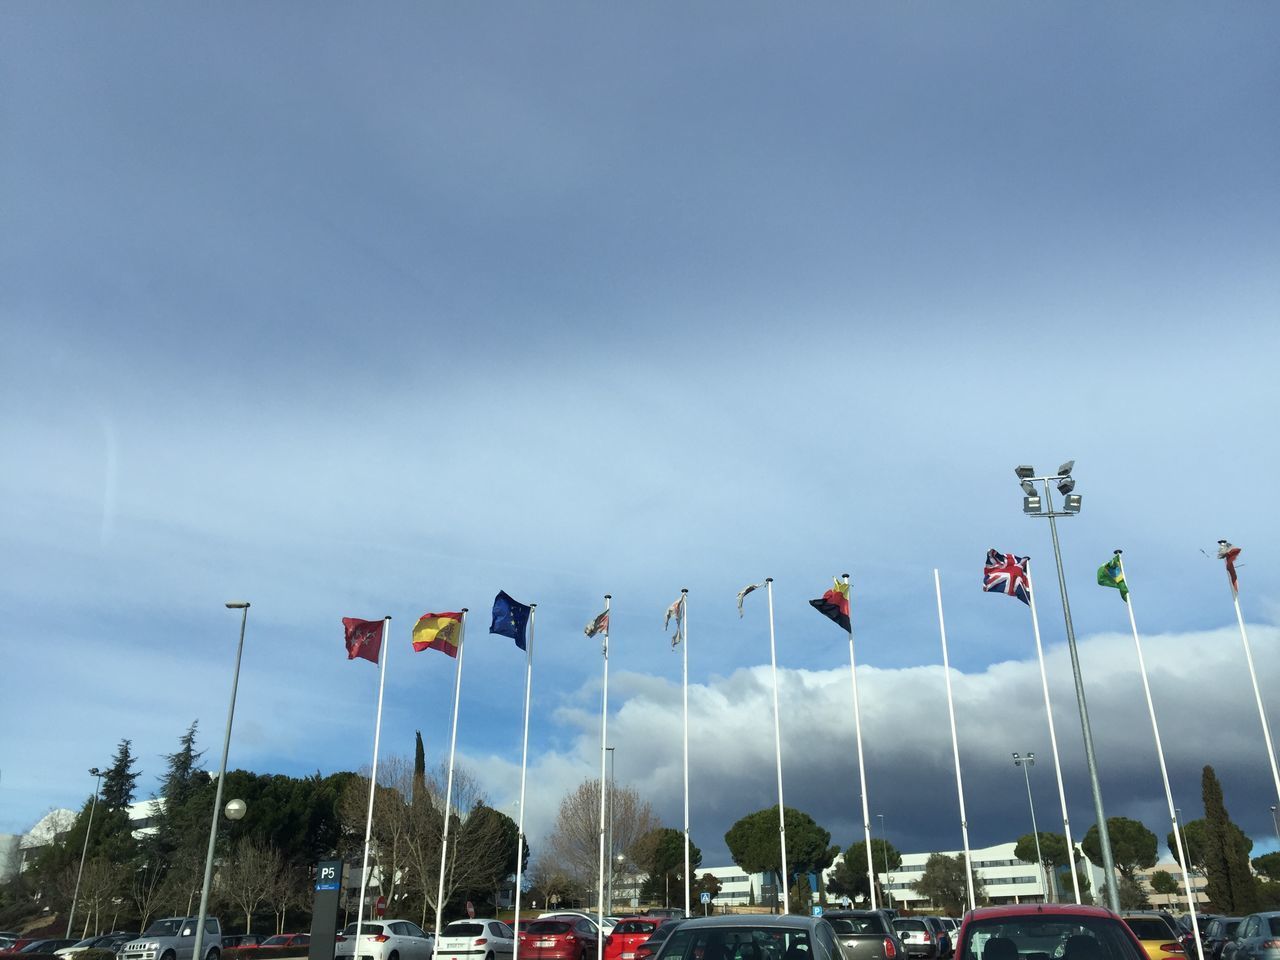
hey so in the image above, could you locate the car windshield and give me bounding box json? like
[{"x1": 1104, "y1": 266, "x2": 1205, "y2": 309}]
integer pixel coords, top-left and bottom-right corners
[
  {"x1": 659, "y1": 925, "x2": 812, "y2": 960},
  {"x1": 144, "y1": 921, "x2": 185, "y2": 937},
  {"x1": 447, "y1": 924, "x2": 485, "y2": 937},
  {"x1": 526, "y1": 922, "x2": 572, "y2": 935},
  {"x1": 831, "y1": 918, "x2": 887, "y2": 936},
  {"x1": 262, "y1": 937, "x2": 289, "y2": 946},
  {"x1": 616, "y1": 923, "x2": 658, "y2": 935},
  {"x1": 897, "y1": 921, "x2": 927, "y2": 933},
  {"x1": 1124, "y1": 920, "x2": 1171, "y2": 941},
  {"x1": 342, "y1": 925, "x2": 385, "y2": 936},
  {"x1": 70, "y1": 939, "x2": 98, "y2": 949},
  {"x1": 961, "y1": 916, "x2": 1146, "y2": 960}
]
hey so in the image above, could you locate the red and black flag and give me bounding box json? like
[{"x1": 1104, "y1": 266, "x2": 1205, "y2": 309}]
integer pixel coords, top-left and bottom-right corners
[
  {"x1": 809, "y1": 577, "x2": 851, "y2": 632},
  {"x1": 1218, "y1": 540, "x2": 1243, "y2": 594}
]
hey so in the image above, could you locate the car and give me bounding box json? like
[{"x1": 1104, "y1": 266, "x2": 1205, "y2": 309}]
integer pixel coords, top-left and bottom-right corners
[
  {"x1": 55, "y1": 933, "x2": 136, "y2": 959},
  {"x1": 648, "y1": 914, "x2": 844, "y2": 960},
  {"x1": 605, "y1": 918, "x2": 670, "y2": 960},
  {"x1": 334, "y1": 920, "x2": 434, "y2": 960},
  {"x1": 635, "y1": 921, "x2": 685, "y2": 960},
  {"x1": 644, "y1": 913, "x2": 686, "y2": 922},
  {"x1": 21, "y1": 941, "x2": 81, "y2": 954},
  {"x1": 1121, "y1": 913, "x2": 1186, "y2": 960},
  {"x1": 221, "y1": 937, "x2": 264, "y2": 950},
  {"x1": 823, "y1": 910, "x2": 906, "y2": 960},
  {"x1": 1202, "y1": 918, "x2": 1242, "y2": 960},
  {"x1": 955, "y1": 904, "x2": 1146, "y2": 960},
  {"x1": 121, "y1": 917, "x2": 222, "y2": 960},
  {"x1": 434, "y1": 919, "x2": 515, "y2": 960},
  {"x1": 896, "y1": 918, "x2": 949, "y2": 960},
  {"x1": 537, "y1": 915, "x2": 616, "y2": 936},
  {"x1": 254, "y1": 935, "x2": 310, "y2": 954},
  {"x1": 1219, "y1": 912, "x2": 1280, "y2": 960},
  {"x1": 518, "y1": 918, "x2": 605, "y2": 960}
]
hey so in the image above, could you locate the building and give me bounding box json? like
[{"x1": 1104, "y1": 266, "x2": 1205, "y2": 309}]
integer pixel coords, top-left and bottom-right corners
[{"x1": 1135, "y1": 864, "x2": 1210, "y2": 909}]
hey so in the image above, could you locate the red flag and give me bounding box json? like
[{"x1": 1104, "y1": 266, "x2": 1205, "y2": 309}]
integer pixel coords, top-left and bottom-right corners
[
  {"x1": 343, "y1": 617, "x2": 384, "y2": 663},
  {"x1": 1218, "y1": 541, "x2": 1242, "y2": 594}
]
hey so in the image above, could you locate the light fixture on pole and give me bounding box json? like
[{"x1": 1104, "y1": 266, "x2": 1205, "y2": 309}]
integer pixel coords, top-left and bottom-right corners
[
  {"x1": 191, "y1": 602, "x2": 251, "y2": 960},
  {"x1": 66, "y1": 767, "x2": 104, "y2": 938},
  {"x1": 1013, "y1": 753, "x2": 1048, "y2": 902},
  {"x1": 1016, "y1": 462, "x2": 1120, "y2": 912}
]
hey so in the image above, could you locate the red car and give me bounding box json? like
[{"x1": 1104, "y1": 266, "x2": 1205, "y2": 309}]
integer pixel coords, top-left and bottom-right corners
[
  {"x1": 518, "y1": 918, "x2": 606, "y2": 960},
  {"x1": 604, "y1": 919, "x2": 667, "y2": 960},
  {"x1": 256, "y1": 935, "x2": 311, "y2": 953},
  {"x1": 956, "y1": 905, "x2": 1147, "y2": 960}
]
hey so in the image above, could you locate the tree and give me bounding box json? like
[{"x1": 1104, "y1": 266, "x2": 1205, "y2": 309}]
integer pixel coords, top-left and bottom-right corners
[
  {"x1": 545, "y1": 779, "x2": 660, "y2": 892},
  {"x1": 634, "y1": 827, "x2": 702, "y2": 904},
  {"x1": 694, "y1": 873, "x2": 722, "y2": 911},
  {"x1": 131, "y1": 860, "x2": 167, "y2": 932},
  {"x1": 786, "y1": 872, "x2": 811, "y2": 915},
  {"x1": 1254, "y1": 853, "x2": 1280, "y2": 881},
  {"x1": 1201, "y1": 765, "x2": 1258, "y2": 913},
  {"x1": 218, "y1": 838, "x2": 282, "y2": 933},
  {"x1": 1117, "y1": 874, "x2": 1151, "y2": 910},
  {"x1": 826, "y1": 839, "x2": 901, "y2": 904},
  {"x1": 915, "y1": 854, "x2": 982, "y2": 914},
  {"x1": 101, "y1": 739, "x2": 141, "y2": 810},
  {"x1": 1081, "y1": 818, "x2": 1158, "y2": 880},
  {"x1": 1014, "y1": 833, "x2": 1075, "y2": 901},
  {"x1": 724, "y1": 806, "x2": 839, "y2": 909},
  {"x1": 1149, "y1": 870, "x2": 1179, "y2": 896}
]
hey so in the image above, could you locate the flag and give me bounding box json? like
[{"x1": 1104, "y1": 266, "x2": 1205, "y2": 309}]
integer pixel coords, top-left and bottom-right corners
[
  {"x1": 1218, "y1": 540, "x2": 1242, "y2": 594},
  {"x1": 490, "y1": 591, "x2": 531, "y2": 650},
  {"x1": 343, "y1": 617, "x2": 384, "y2": 664},
  {"x1": 412, "y1": 611, "x2": 464, "y2": 657},
  {"x1": 664, "y1": 594, "x2": 685, "y2": 647},
  {"x1": 737, "y1": 582, "x2": 767, "y2": 617},
  {"x1": 584, "y1": 609, "x2": 609, "y2": 638},
  {"x1": 809, "y1": 578, "x2": 851, "y2": 632},
  {"x1": 1097, "y1": 555, "x2": 1129, "y2": 602},
  {"x1": 982, "y1": 549, "x2": 1031, "y2": 605}
]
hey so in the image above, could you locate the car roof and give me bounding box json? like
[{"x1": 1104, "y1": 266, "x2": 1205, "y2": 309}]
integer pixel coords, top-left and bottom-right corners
[
  {"x1": 964, "y1": 905, "x2": 1119, "y2": 921},
  {"x1": 667, "y1": 916, "x2": 824, "y2": 930}
]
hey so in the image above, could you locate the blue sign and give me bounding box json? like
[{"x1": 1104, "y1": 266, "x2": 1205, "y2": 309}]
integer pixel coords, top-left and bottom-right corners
[
  {"x1": 700, "y1": 892, "x2": 711, "y2": 904},
  {"x1": 315, "y1": 881, "x2": 340, "y2": 891},
  {"x1": 812, "y1": 905, "x2": 823, "y2": 917}
]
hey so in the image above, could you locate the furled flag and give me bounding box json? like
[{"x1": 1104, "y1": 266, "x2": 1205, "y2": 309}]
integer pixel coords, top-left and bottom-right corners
[
  {"x1": 809, "y1": 577, "x2": 852, "y2": 632},
  {"x1": 982, "y1": 549, "x2": 1031, "y2": 605},
  {"x1": 1097, "y1": 554, "x2": 1129, "y2": 602},
  {"x1": 584, "y1": 609, "x2": 610, "y2": 638},
  {"x1": 737, "y1": 582, "x2": 767, "y2": 617},
  {"x1": 1218, "y1": 540, "x2": 1242, "y2": 594},
  {"x1": 490, "y1": 591, "x2": 532, "y2": 651},
  {"x1": 343, "y1": 617, "x2": 384, "y2": 664},
  {"x1": 412, "y1": 611, "x2": 464, "y2": 657},
  {"x1": 664, "y1": 594, "x2": 685, "y2": 647}
]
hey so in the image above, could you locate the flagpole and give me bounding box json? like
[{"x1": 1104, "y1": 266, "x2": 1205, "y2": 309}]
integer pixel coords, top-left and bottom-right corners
[
  {"x1": 934, "y1": 570, "x2": 976, "y2": 911},
  {"x1": 512, "y1": 605, "x2": 535, "y2": 960},
  {"x1": 435, "y1": 609, "x2": 468, "y2": 942},
  {"x1": 597, "y1": 595, "x2": 611, "y2": 960},
  {"x1": 1229, "y1": 585, "x2": 1280, "y2": 807},
  {"x1": 764, "y1": 578, "x2": 791, "y2": 914},
  {"x1": 1026, "y1": 562, "x2": 1080, "y2": 903},
  {"x1": 355, "y1": 617, "x2": 391, "y2": 951},
  {"x1": 1109, "y1": 554, "x2": 1203, "y2": 958},
  {"x1": 841, "y1": 575, "x2": 877, "y2": 910},
  {"x1": 681, "y1": 588, "x2": 691, "y2": 917}
]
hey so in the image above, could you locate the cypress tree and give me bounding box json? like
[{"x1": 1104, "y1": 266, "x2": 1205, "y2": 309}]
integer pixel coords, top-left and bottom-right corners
[
  {"x1": 1202, "y1": 764, "x2": 1258, "y2": 912},
  {"x1": 413, "y1": 730, "x2": 426, "y2": 806},
  {"x1": 101, "y1": 739, "x2": 141, "y2": 809}
]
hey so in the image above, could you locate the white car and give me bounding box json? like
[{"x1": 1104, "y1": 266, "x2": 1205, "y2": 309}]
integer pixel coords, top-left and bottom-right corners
[
  {"x1": 335, "y1": 920, "x2": 435, "y2": 960},
  {"x1": 434, "y1": 919, "x2": 515, "y2": 960}
]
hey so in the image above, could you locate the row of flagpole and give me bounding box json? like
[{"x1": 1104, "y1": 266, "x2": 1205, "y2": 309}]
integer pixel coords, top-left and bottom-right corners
[{"x1": 338, "y1": 539, "x2": 1264, "y2": 936}]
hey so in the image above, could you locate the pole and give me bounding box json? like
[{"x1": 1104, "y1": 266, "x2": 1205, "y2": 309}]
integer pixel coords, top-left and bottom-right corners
[
  {"x1": 66, "y1": 769, "x2": 102, "y2": 938},
  {"x1": 607, "y1": 747, "x2": 615, "y2": 912},
  {"x1": 1271, "y1": 807, "x2": 1280, "y2": 846},
  {"x1": 435, "y1": 610, "x2": 469, "y2": 941},
  {"x1": 512, "y1": 606, "x2": 535, "y2": 960},
  {"x1": 877, "y1": 815, "x2": 891, "y2": 910},
  {"x1": 1017, "y1": 758, "x2": 1046, "y2": 901},
  {"x1": 596, "y1": 596, "x2": 611, "y2": 960},
  {"x1": 1026, "y1": 561, "x2": 1081, "y2": 903},
  {"x1": 1230, "y1": 591, "x2": 1280, "y2": 807},
  {"x1": 842, "y1": 575, "x2": 877, "y2": 910},
  {"x1": 681, "y1": 589, "x2": 691, "y2": 917},
  {"x1": 934, "y1": 570, "x2": 976, "y2": 911},
  {"x1": 193, "y1": 603, "x2": 251, "y2": 960},
  {"x1": 1113, "y1": 554, "x2": 1204, "y2": 960},
  {"x1": 764, "y1": 579, "x2": 790, "y2": 913},
  {"x1": 1042, "y1": 479, "x2": 1120, "y2": 912}
]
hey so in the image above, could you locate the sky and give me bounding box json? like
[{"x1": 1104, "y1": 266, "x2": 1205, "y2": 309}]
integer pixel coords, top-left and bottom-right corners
[{"x1": 3, "y1": 3, "x2": 1280, "y2": 872}]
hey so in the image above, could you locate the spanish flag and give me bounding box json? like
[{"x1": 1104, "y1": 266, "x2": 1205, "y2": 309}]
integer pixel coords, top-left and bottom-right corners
[{"x1": 412, "y1": 611, "x2": 464, "y2": 657}]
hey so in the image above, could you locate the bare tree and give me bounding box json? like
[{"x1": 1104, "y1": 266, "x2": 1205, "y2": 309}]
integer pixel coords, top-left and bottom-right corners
[
  {"x1": 545, "y1": 779, "x2": 660, "y2": 895},
  {"x1": 218, "y1": 839, "x2": 282, "y2": 934},
  {"x1": 131, "y1": 861, "x2": 168, "y2": 933},
  {"x1": 161, "y1": 847, "x2": 206, "y2": 917},
  {"x1": 266, "y1": 865, "x2": 310, "y2": 935},
  {"x1": 77, "y1": 857, "x2": 120, "y2": 938}
]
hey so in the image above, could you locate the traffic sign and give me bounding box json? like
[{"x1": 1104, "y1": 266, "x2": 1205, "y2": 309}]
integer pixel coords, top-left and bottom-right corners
[
  {"x1": 700, "y1": 892, "x2": 711, "y2": 904},
  {"x1": 811, "y1": 905, "x2": 823, "y2": 917},
  {"x1": 375, "y1": 895, "x2": 386, "y2": 917}
]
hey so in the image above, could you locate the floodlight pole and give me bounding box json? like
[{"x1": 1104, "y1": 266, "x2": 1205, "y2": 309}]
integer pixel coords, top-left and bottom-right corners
[
  {"x1": 66, "y1": 767, "x2": 103, "y2": 938},
  {"x1": 1014, "y1": 754, "x2": 1047, "y2": 901},
  {"x1": 1024, "y1": 470, "x2": 1120, "y2": 912}
]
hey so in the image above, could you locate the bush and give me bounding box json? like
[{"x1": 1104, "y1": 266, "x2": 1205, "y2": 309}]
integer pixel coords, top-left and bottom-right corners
[
  {"x1": 224, "y1": 949, "x2": 310, "y2": 960},
  {"x1": 78, "y1": 950, "x2": 120, "y2": 960}
]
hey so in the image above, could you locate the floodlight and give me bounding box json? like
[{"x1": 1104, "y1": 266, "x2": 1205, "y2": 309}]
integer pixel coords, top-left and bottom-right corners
[
  {"x1": 1023, "y1": 495, "x2": 1042, "y2": 514},
  {"x1": 1063, "y1": 494, "x2": 1082, "y2": 514},
  {"x1": 1012, "y1": 753, "x2": 1022, "y2": 764},
  {"x1": 1027, "y1": 752, "x2": 1036, "y2": 764},
  {"x1": 1057, "y1": 477, "x2": 1076, "y2": 495},
  {"x1": 1020, "y1": 479, "x2": 1038, "y2": 497},
  {"x1": 1015, "y1": 465, "x2": 1035, "y2": 479},
  {"x1": 1058, "y1": 460, "x2": 1075, "y2": 477}
]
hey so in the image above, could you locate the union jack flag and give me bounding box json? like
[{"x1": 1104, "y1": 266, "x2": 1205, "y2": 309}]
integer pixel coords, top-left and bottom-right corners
[{"x1": 983, "y1": 549, "x2": 1030, "y2": 605}]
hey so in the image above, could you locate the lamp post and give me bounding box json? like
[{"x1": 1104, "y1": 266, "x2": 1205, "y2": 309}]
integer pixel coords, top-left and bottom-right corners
[
  {"x1": 605, "y1": 746, "x2": 615, "y2": 912},
  {"x1": 1271, "y1": 806, "x2": 1280, "y2": 845},
  {"x1": 615, "y1": 853, "x2": 626, "y2": 912},
  {"x1": 876, "y1": 814, "x2": 891, "y2": 910},
  {"x1": 1013, "y1": 753, "x2": 1049, "y2": 902},
  {"x1": 191, "y1": 602, "x2": 250, "y2": 960},
  {"x1": 66, "y1": 767, "x2": 103, "y2": 938},
  {"x1": 1016, "y1": 462, "x2": 1119, "y2": 912}
]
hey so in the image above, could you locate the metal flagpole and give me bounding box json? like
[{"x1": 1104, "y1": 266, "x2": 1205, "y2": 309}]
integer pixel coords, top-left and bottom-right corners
[
  {"x1": 1227, "y1": 576, "x2": 1280, "y2": 807},
  {"x1": 1113, "y1": 553, "x2": 1204, "y2": 960},
  {"x1": 597, "y1": 596, "x2": 611, "y2": 960},
  {"x1": 765, "y1": 578, "x2": 791, "y2": 914},
  {"x1": 842, "y1": 575, "x2": 877, "y2": 910},
  {"x1": 1026, "y1": 562, "x2": 1080, "y2": 903},
  {"x1": 934, "y1": 570, "x2": 976, "y2": 911},
  {"x1": 435, "y1": 610, "x2": 469, "y2": 941},
  {"x1": 681, "y1": 589, "x2": 692, "y2": 917},
  {"x1": 355, "y1": 618, "x2": 391, "y2": 953},
  {"x1": 512, "y1": 605, "x2": 535, "y2": 960}
]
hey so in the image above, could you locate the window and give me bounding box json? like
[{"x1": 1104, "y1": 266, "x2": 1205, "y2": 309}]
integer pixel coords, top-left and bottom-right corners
[
  {"x1": 960, "y1": 916, "x2": 1145, "y2": 960},
  {"x1": 404, "y1": 923, "x2": 428, "y2": 939},
  {"x1": 1243, "y1": 919, "x2": 1259, "y2": 939}
]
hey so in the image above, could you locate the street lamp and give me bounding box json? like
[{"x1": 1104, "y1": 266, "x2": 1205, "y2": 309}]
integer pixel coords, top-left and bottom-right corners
[
  {"x1": 192, "y1": 602, "x2": 251, "y2": 960},
  {"x1": 1271, "y1": 806, "x2": 1279, "y2": 845},
  {"x1": 876, "y1": 814, "x2": 891, "y2": 910},
  {"x1": 1013, "y1": 753, "x2": 1049, "y2": 902},
  {"x1": 66, "y1": 767, "x2": 104, "y2": 938},
  {"x1": 615, "y1": 853, "x2": 626, "y2": 912},
  {"x1": 1016, "y1": 462, "x2": 1120, "y2": 912}
]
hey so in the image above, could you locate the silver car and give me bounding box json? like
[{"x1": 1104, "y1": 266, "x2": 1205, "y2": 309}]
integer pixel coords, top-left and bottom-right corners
[{"x1": 336, "y1": 920, "x2": 434, "y2": 960}]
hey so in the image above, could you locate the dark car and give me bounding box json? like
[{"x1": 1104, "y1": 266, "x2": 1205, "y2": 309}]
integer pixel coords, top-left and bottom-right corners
[
  {"x1": 1220, "y1": 913, "x2": 1280, "y2": 960},
  {"x1": 645, "y1": 912, "x2": 687, "y2": 922},
  {"x1": 650, "y1": 914, "x2": 842, "y2": 960},
  {"x1": 824, "y1": 911, "x2": 906, "y2": 960},
  {"x1": 1203, "y1": 919, "x2": 1242, "y2": 960},
  {"x1": 896, "y1": 918, "x2": 950, "y2": 960},
  {"x1": 21, "y1": 941, "x2": 81, "y2": 954},
  {"x1": 54, "y1": 933, "x2": 136, "y2": 958},
  {"x1": 635, "y1": 921, "x2": 685, "y2": 960},
  {"x1": 955, "y1": 904, "x2": 1145, "y2": 960}
]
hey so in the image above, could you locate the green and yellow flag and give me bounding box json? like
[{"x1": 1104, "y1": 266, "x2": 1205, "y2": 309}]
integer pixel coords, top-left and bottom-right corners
[{"x1": 1097, "y1": 555, "x2": 1129, "y2": 602}]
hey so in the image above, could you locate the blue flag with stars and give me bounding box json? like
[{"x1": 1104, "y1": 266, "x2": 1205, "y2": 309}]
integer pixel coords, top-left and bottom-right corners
[{"x1": 490, "y1": 590, "x2": 532, "y2": 650}]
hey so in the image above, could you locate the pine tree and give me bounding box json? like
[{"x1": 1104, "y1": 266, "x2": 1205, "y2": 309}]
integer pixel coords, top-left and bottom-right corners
[
  {"x1": 412, "y1": 731, "x2": 426, "y2": 806},
  {"x1": 1202, "y1": 765, "x2": 1258, "y2": 913},
  {"x1": 101, "y1": 739, "x2": 141, "y2": 809}
]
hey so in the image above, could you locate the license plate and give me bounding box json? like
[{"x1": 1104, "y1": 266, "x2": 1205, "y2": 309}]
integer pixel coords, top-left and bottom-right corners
[
  {"x1": 535, "y1": 941, "x2": 555, "y2": 948},
  {"x1": 623, "y1": 953, "x2": 635, "y2": 958}
]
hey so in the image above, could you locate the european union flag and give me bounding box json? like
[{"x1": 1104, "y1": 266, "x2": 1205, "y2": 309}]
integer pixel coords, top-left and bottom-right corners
[{"x1": 489, "y1": 590, "x2": 532, "y2": 650}]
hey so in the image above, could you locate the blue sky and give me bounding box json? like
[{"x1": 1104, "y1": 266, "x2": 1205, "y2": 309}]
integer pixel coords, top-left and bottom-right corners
[{"x1": 3, "y1": 3, "x2": 1279, "y2": 868}]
